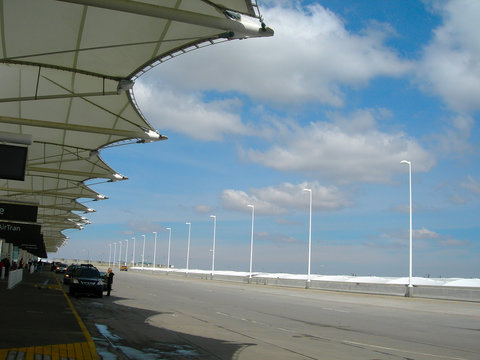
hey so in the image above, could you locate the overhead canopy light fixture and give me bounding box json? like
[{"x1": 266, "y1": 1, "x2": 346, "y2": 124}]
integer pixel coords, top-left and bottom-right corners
[{"x1": 117, "y1": 79, "x2": 134, "y2": 94}]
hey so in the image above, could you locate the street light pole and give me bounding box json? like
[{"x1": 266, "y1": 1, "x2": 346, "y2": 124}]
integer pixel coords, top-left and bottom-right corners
[
  {"x1": 166, "y1": 227, "x2": 171, "y2": 270},
  {"x1": 108, "y1": 243, "x2": 112, "y2": 267},
  {"x1": 113, "y1": 242, "x2": 117, "y2": 267},
  {"x1": 118, "y1": 241, "x2": 123, "y2": 269},
  {"x1": 304, "y1": 188, "x2": 312, "y2": 283},
  {"x1": 141, "y1": 234, "x2": 146, "y2": 269},
  {"x1": 210, "y1": 215, "x2": 216, "y2": 276},
  {"x1": 132, "y1": 237, "x2": 136, "y2": 267},
  {"x1": 185, "y1": 222, "x2": 191, "y2": 272},
  {"x1": 401, "y1": 160, "x2": 413, "y2": 289},
  {"x1": 247, "y1": 204, "x2": 254, "y2": 278},
  {"x1": 153, "y1": 231, "x2": 157, "y2": 269},
  {"x1": 124, "y1": 239, "x2": 128, "y2": 266}
]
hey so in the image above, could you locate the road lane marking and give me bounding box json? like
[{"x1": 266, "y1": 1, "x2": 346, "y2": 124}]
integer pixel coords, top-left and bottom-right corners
[
  {"x1": 277, "y1": 327, "x2": 295, "y2": 333},
  {"x1": 342, "y1": 340, "x2": 468, "y2": 360},
  {"x1": 321, "y1": 307, "x2": 349, "y2": 313},
  {"x1": 216, "y1": 311, "x2": 296, "y2": 334}
]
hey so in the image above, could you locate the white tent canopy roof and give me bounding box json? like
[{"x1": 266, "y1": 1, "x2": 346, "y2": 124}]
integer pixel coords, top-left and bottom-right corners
[{"x1": 0, "y1": 0, "x2": 272, "y2": 253}]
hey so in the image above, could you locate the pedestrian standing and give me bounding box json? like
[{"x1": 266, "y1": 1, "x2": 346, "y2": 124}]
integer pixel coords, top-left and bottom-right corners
[{"x1": 105, "y1": 268, "x2": 114, "y2": 296}]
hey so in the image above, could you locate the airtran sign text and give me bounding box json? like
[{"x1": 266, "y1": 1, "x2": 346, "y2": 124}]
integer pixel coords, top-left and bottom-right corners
[{"x1": 0, "y1": 223, "x2": 21, "y2": 232}]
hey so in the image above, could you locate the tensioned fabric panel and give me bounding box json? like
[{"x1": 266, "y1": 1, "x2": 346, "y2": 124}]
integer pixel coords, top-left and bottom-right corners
[{"x1": 0, "y1": 0, "x2": 272, "y2": 253}]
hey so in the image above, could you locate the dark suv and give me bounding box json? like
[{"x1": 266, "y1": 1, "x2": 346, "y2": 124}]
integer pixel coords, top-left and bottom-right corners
[{"x1": 68, "y1": 267, "x2": 104, "y2": 298}]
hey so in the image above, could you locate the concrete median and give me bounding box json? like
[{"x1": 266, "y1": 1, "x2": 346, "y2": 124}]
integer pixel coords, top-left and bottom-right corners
[{"x1": 130, "y1": 268, "x2": 480, "y2": 302}]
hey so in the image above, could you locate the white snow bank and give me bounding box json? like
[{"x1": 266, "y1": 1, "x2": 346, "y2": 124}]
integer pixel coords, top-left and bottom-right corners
[
  {"x1": 345, "y1": 276, "x2": 388, "y2": 284},
  {"x1": 443, "y1": 279, "x2": 480, "y2": 287},
  {"x1": 133, "y1": 267, "x2": 479, "y2": 288},
  {"x1": 387, "y1": 277, "x2": 445, "y2": 286}
]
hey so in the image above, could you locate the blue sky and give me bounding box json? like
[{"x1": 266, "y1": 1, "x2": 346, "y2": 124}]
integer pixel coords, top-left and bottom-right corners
[{"x1": 54, "y1": 0, "x2": 479, "y2": 278}]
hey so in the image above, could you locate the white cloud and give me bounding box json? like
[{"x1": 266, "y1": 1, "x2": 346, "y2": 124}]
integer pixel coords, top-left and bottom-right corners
[
  {"x1": 221, "y1": 181, "x2": 351, "y2": 215},
  {"x1": 133, "y1": 3, "x2": 415, "y2": 145},
  {"x1": 221, "y1": 189, "x2": 287, "y2": 215},
  {"x1": 328, "y1": 108, "x2": 392, "y2": 134},
  {"x1": 418, "y1": 0, "x2": 480, "y2": 113},
  {"x1": 425, "y1": 114, "x2": 475, "y2": 158},
  {"x1": 243, "y1": 110, "x2": 435, "y2": 183},
  {"x1": 438, "y1": 237, "x2": 469, "y2": 246},
  {"x1": 378, "y1": 227, "x2": 468, "y2": 250},
  {"x1": 414, "y1": 227, "x2": 440, "y2": 240},
  {"x1": 461, "y1": 176, "x2": 480, "y2": 194},
  {"x1": 134, "y1": 82, "x2": 250, "y2": 141},
  {"x1": 416, "y1": 1, "x2": 480, "y2": 157},
  {"x1": 194, "y1": 205, "x2": 214, "y2": 214},
  {"x1": 139, "y1": 2, "x2": 411, "y2": 107}
]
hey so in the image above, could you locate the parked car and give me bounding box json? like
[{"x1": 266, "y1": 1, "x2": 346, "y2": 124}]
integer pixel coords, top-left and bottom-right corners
[
  {"x1": 54, "y1": 263, "x2": 68, "y2": 273},
  {"x1": 63, "y1": 264, "x2": 78, "y2": 284},
  {"x1": 120, "y1": 265, "x2": 128, "y2": 271},
  {"x1": 80, "y1": 263, "x2": 96, "y2": 268},
  {"x1": 69, "y1": 267, "x2": 104, "y2": 298}
]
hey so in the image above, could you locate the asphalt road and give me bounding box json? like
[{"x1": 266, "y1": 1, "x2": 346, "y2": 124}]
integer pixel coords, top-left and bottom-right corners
[{"x1": 66, "y1": 271, "x2": 480, "y2": 360}]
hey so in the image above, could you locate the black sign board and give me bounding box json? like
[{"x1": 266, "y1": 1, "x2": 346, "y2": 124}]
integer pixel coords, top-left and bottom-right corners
[
  {"x1": 19, "y1": 234, "x2": 47, "y2": 258},
  {"x1": 0, "y1": 221, "x2": 41, "y2": 241},
  {"x1": 0, "y1": 202, "x2": 38, "y2": 223},
  {"x1": 0, "y1": 221, "x2": 47, "y2": 258},
  {"x1": 0, "y1": 144, "x2": 28, "y2": 181}
]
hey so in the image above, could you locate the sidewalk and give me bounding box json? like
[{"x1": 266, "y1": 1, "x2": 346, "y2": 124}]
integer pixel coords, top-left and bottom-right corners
[{"x1": 0, "y1": 269, "x2": 98, "y2": 360}]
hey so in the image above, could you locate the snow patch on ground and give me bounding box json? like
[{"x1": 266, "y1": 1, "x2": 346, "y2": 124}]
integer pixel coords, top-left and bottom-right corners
[{"x1": 132, "y1": 267, "x2": 480, "y2": 287}]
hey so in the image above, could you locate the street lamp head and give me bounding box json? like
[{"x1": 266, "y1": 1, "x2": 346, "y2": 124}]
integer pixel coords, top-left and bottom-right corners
[
  {"x1": 153, "y1": 231, "x2": 157, "y2": 235},
  {"x1": 210, "y1": 215, "x2": 216, "y2": 219},
  {"x1": 186, "y1": 222, "x2": 191, "y2": 225},
  {"x1": 400, "y1": 160, "x2": 411, "y2": 165},
  {"x1": 303, "y1": 188, "x2": 312, "y2": 192},
  {"x1": 166, "y1": 227, "x2": 171, "y2": 231},
  {"x1": 247, "y1": 204, "x2": 254, "y2": 208}
]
